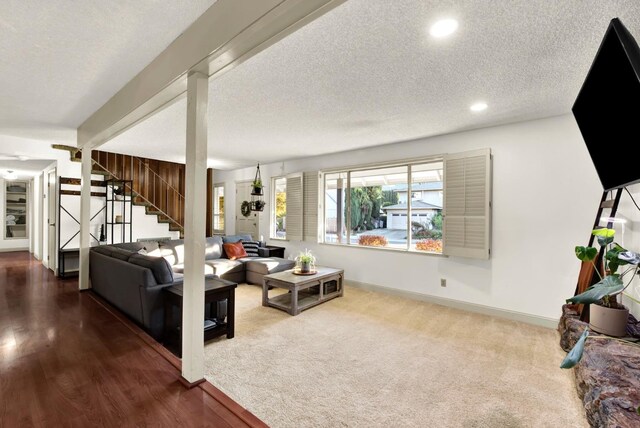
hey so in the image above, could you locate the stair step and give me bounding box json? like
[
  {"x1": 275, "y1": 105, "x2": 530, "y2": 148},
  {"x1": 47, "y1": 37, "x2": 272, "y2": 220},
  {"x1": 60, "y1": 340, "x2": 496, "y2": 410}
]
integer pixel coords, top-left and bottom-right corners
[
  {"x1": 59, "y1": 178, "x2": 106, "y2": 187},
  {"x1": 60, "y1": 190, "x2": 106, "y2": 197}
]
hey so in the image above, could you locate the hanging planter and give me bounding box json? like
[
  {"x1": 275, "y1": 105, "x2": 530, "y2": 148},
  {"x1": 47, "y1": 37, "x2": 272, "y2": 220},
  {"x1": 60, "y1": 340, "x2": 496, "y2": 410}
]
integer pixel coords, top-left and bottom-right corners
[
  {"x1": 251, "y1": 163, "x2": 263, "y2": 196},
  {"x1": 252, "y1": 181, "x2": 263, "y2": 196},
  {"x1": 249, "y1": 163, "x2": 265, "y2": 211}
]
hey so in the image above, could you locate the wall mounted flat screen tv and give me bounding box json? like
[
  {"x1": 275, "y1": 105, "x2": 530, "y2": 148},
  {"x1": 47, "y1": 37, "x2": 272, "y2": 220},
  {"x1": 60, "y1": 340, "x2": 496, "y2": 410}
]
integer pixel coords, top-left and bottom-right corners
[{"x1": 572, "y1": 18, "x2": 640, "y2": 191}]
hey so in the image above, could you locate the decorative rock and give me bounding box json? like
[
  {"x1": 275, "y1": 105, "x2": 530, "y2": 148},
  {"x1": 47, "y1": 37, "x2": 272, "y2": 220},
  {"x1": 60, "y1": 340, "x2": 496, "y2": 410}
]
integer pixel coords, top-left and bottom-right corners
[
  {"x1": 558, "y1": 305, "x2": 586, "y2": 351},
  {"x1": 558, "y1": 304, "x2": 640, "y2": 427}
]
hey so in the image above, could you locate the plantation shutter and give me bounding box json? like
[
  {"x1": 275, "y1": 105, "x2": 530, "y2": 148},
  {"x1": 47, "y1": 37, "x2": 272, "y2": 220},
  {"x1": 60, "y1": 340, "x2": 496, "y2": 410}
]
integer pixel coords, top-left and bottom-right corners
[
  {"x1": 286, "y1": 173, "x2": 303, "y2": 241},
  {"x1": 303, "y1": 172, "x2": 319, "y2": 242},
  {"x1": 443, "y1": 148, "x2": 492, "y2": 259}
]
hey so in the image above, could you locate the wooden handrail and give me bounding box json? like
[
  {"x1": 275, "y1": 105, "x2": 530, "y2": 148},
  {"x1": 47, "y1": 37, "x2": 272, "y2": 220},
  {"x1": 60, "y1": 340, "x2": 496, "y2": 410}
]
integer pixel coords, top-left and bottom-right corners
[{"x1": 92, "y1": 158, "x2": 184, "y2": 233}]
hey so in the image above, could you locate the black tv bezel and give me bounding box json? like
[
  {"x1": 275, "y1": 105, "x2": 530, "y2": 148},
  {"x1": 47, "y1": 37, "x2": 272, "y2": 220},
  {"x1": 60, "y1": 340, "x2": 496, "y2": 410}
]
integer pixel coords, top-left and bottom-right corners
[{"x1": 571, "y1": 18, "x2": 640, "y2": 191}]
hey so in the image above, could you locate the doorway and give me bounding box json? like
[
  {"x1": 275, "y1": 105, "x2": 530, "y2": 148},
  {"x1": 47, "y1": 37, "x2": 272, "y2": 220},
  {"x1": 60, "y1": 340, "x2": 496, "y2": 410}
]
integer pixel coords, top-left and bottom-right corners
[
  {"x1": 46, "y1": 169, "x2": 56, "y2": 273},
  {"x1": 235, "y1": 181, "x2": 260, "y2": 240}
]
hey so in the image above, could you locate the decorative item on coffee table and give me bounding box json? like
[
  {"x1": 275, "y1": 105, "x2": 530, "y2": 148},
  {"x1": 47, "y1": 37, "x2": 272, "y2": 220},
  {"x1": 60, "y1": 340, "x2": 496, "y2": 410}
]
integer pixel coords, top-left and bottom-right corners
[{"x1": 294, "y1": 248, "x2": 316, "y2": 274}]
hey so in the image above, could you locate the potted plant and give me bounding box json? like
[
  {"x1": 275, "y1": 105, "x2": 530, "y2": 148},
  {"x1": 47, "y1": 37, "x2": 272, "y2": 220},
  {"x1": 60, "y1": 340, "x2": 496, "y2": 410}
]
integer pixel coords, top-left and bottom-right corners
[
  {"x1": 252, "y1": 200, "x2": 266, "y2": 212},
  {"x1": 561, "y1": 227, "x2": 640, "y2": 368},
  {"x1": 112, "y1": 184, "x2": 124, "y2": 201},
  {"x1": 295, "y1": 248, "x2": 316, "y2": 273},
  {"x1": 252, "y1": 179, "x2": 263, "y2": 195}
]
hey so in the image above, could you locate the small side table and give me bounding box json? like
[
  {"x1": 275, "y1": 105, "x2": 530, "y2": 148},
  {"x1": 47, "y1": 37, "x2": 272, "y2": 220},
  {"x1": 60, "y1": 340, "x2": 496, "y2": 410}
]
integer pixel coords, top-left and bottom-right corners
[
  {"x1": 263, "y1": 245, "x2": 285, "y2": 258},
  {"x1": 58, "y1": 248, "x2": 80, "y2": 278},
  {"x1": 163, "y1": 278, "x2": 237, "y2": 356}
]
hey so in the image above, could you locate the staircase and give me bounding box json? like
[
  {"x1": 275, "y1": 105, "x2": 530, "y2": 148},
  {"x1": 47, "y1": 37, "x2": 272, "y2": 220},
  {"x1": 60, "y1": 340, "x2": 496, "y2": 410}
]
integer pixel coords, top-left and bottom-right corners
[{"x1": 55, "y1": 145, "x2": 185, "y2": 237}]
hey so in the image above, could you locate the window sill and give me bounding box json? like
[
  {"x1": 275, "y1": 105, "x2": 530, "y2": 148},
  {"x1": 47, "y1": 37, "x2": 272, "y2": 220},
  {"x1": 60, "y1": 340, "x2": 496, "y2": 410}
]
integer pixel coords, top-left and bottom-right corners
[{"x1": 319, "y1": 241, "x2": 447, "y2": 257}]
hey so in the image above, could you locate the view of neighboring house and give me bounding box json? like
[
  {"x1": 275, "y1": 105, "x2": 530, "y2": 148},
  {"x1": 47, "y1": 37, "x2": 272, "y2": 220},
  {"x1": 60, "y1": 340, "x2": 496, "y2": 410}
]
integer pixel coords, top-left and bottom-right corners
[{"x1": 382, "y1": 182, "x2": 443, "y2": 229}]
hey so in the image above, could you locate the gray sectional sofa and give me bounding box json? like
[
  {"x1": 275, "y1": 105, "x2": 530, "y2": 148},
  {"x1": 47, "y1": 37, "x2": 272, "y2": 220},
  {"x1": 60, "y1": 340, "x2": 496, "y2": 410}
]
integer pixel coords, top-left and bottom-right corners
[{"x1": 89, "y1": 235, "x2": 294, "y2": 339}]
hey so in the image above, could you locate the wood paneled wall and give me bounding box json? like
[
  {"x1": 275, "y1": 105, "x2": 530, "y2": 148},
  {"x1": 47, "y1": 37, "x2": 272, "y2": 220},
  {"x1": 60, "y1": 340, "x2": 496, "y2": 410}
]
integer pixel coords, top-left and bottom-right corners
[
  {"x1": 89, "y1": 150, "x2": 213, "y2": 235},
  {"x1": 91, "y1": 151, "x2": 185, "y2": 229}
]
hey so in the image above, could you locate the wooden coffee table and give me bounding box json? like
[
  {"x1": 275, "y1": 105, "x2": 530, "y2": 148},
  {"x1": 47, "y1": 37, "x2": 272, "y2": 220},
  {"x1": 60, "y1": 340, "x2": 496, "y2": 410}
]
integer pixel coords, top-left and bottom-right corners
[{"x1": 262, "y1": 266, "x2": 344, "y2": 315}]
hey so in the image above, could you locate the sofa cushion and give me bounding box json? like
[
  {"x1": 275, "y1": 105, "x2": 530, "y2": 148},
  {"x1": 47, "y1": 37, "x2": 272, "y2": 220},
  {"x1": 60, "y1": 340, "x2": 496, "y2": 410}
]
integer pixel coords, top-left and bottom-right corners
[
  {"x1": 91, "y1": 245, "x2": 133, "y2": 260},
  {"x1": 171, "y1": 263, "x2": 216, "y2": 276},
  {"x1": 205, "y1": 236, "x2": 224, "y2": 260},
  {"x1": 159, "y1": 239, "x2": 185, "y2": 265},
  {"x1": 206, "y1": 259, "x2": 244, "y2": 276},
  {"x1": 241, "y1": 240, "x2": 260, "y2": 257},
  {"x1": 137, "y1": 241, "x2": 160, "y2": 253},
  {"x1": 128, "y1": 253, "x2": 174, "y2": 284},
  {"x1": 222, "y1": 234, "x2": 252, "y2": 244},
  {"x1": 245, "y1": 257, "x2": 295, "y2": 275},
  {"x1": 110, "y1": 247, "x2": 135, "y2": 261},
  {"x1": 223, "y1": 242, "x2": 247, "y2": 260},
  {"x1": 112, "y1": 242, "x2": 147, "y2": 252},
  {"x1": 91, "y1": 245, "x2": 114, "y2": 256}
]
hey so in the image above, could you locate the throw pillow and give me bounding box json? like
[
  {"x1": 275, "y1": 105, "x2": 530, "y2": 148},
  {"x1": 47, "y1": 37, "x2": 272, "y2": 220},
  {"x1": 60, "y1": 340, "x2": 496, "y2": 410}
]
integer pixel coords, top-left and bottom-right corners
[
  {"x1": 223, "y1": 241, "x2": 247, "y2": 260},
  {"x1": 241, "y1": 240, "x2": 260, "y2": 257}
]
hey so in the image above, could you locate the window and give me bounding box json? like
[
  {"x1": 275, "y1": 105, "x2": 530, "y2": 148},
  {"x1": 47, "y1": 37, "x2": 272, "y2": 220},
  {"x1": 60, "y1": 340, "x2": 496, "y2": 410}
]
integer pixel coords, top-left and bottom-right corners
[
  {"x1": 320, "y1": 149, "x2": 491, "y2": 259},
  {"x1": 271, "y1": 177, "x2": 287, "y2": 239},
  {"x1": 212, "y1": 184, "x2": 225, "y2": 233}
]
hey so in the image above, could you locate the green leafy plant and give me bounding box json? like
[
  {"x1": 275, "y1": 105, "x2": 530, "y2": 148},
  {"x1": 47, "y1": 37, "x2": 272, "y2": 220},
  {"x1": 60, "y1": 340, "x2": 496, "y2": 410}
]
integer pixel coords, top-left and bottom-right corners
[
  {"x1": 567, "y1": 228, "x2": 638, "y2": 309},
  {"x1": 252, "y1": 179, "x2": 262, "y2": 189},
  {"x1": 295, "y1": 248, "x2": 316, "y2": 265},
  {"x1": 561, "y1": 227, "x2": 640, "y2": 369}
]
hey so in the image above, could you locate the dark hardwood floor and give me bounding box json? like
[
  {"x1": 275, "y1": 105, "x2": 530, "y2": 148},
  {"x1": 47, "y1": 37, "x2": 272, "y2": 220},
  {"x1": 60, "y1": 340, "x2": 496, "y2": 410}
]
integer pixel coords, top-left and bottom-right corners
[{"x1": 0, "y1": 251, "x2": 266, "y2": 427}]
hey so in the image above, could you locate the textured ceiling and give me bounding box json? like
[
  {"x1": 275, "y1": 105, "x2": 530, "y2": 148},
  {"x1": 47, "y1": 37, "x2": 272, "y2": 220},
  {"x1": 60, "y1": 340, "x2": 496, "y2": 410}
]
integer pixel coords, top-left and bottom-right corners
[
  {"x1": 0, "y1": 0, "x2": 216, "y2": 134},
  {"x1": 5, "y1": 1, "x2": 640, "y2": 167},
  {"x1": 103, "y1": 0, "x2": 640, "y2": 169},
  {"x1": 0, "y1": 159, "x2": 54, "y2": 178}
]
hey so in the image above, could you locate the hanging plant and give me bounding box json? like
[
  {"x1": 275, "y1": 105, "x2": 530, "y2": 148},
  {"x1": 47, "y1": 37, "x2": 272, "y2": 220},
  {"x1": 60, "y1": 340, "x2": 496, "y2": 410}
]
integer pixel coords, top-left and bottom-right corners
[
  {"x1": 241, "y1": 201, "x2": 252, "y2": 217},
  {"x1": 251, "y1": 163, "x2": 264, "y2": 195}
]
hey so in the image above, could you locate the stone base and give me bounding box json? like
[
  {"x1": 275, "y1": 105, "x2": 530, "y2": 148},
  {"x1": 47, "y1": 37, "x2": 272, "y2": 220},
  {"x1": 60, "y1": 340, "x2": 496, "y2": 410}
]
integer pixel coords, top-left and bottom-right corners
[{"x1": 558, "y1": 305, "x2": 640, "y2": 427}]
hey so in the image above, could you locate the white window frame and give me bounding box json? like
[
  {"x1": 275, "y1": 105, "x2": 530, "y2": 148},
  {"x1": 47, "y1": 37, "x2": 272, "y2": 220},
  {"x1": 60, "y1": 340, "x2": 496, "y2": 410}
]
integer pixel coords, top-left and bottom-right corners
[
  {"x1": 270, "y1": 176, "x2": 289, "y2": 240},
  {"x1": 212, "y1": 182, "x2": 225, "y2": 235},
  {"x1": 319, "y1": 150, "x2": 491, "y2": 259}
]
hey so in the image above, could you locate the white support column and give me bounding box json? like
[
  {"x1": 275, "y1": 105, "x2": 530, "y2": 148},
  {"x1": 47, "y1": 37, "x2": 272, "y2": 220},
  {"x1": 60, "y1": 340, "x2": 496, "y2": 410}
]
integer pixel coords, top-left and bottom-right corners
[
  {"x1": 181, "y1": 71, "x2": 208, "y2": 384},
  {"x1": 79, "y1": 148, "x2": 93, "y2": 290}
]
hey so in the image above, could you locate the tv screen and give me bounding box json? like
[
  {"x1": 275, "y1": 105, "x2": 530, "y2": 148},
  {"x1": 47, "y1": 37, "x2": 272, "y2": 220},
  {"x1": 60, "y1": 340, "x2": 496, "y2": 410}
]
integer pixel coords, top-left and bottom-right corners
[{"x1": 572, "y1": 18, "x2": 640, "y2": 191}]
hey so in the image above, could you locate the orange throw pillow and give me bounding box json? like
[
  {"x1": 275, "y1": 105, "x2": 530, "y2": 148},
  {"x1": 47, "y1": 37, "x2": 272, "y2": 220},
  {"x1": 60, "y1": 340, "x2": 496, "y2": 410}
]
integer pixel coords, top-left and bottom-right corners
[{"x1": 223, "y1": 241, "x2": 247, "y2": 260}]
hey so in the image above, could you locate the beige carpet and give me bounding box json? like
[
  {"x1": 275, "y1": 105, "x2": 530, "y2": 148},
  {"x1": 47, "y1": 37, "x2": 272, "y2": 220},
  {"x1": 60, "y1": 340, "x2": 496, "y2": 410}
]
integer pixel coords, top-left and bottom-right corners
[{"x1": 203, "y1": 285, "x2": 587, "y2": 428}]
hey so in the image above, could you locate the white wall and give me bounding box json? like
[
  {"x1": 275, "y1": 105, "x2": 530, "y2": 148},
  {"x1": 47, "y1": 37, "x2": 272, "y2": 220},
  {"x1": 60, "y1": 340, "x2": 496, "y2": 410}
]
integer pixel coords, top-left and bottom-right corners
[
  {"x1": 53, "y1": 153, "x2": 180, "y2": 273},
  {"x1": 0, "y1": 133, "x2": 180, "y2": 269},
  {"x1": 217, "y1": 115, "x2": 603, "y2": 321}
]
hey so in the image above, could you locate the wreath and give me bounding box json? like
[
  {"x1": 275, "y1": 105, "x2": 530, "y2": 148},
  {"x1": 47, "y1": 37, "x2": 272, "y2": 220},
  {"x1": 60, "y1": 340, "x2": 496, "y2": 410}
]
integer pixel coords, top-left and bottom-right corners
[{"x1": 241, "y1": 201, "x2": 252, "y2": 217}]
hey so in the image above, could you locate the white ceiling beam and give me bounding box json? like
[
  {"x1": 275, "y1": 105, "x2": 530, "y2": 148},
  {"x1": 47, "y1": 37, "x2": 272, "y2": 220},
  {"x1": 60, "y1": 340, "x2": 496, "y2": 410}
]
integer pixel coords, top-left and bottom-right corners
[{"x1": 77, "y1": 0, "x2": 346, "y2": 149}]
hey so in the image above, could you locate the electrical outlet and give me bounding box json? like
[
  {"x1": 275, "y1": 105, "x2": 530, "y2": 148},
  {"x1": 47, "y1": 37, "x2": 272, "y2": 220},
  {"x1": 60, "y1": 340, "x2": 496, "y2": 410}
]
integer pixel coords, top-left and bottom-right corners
[{"x1": 440, "y1": 278, "x2": 447, "y2": 287}]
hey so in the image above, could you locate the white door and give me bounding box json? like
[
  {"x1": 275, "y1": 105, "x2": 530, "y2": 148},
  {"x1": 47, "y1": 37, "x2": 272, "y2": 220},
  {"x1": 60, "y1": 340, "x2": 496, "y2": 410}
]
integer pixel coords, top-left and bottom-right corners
[
  {"x1": 235, "y1": 181, "x2": 259, "y2": 240},
  {"x1": 46, "y1": 169, "x2": 56, "y2": 272}
]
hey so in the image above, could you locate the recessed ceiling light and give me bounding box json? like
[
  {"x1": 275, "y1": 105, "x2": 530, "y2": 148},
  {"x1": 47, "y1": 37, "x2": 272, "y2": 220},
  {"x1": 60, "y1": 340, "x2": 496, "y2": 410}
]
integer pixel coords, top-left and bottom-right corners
[
  {"x1": 429, "y1": 19, "x2": 459, "y2": 38},
  {"x1": 470, "y1": 102, "x2": 488, "y2": 112},
  {"x1": 4, "y1": 170, "x2": 17, "y2": 180}
]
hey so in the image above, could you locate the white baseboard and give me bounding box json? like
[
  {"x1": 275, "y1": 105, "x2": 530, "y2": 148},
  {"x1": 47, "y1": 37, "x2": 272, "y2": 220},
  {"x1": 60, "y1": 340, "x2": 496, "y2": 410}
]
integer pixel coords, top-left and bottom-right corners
[
  {"x1": 345, "y1": 280, "x2": 558, "y2": 329},
  {"x1": 0, "y1": 247, "x2": 29, "y2": 253}
]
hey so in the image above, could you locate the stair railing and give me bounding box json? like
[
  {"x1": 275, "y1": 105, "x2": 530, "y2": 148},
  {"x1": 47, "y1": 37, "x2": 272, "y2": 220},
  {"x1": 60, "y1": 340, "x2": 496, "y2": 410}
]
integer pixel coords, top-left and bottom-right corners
[{"x1": 92, "y1": 157, "x2": 185, "y2": 234}]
